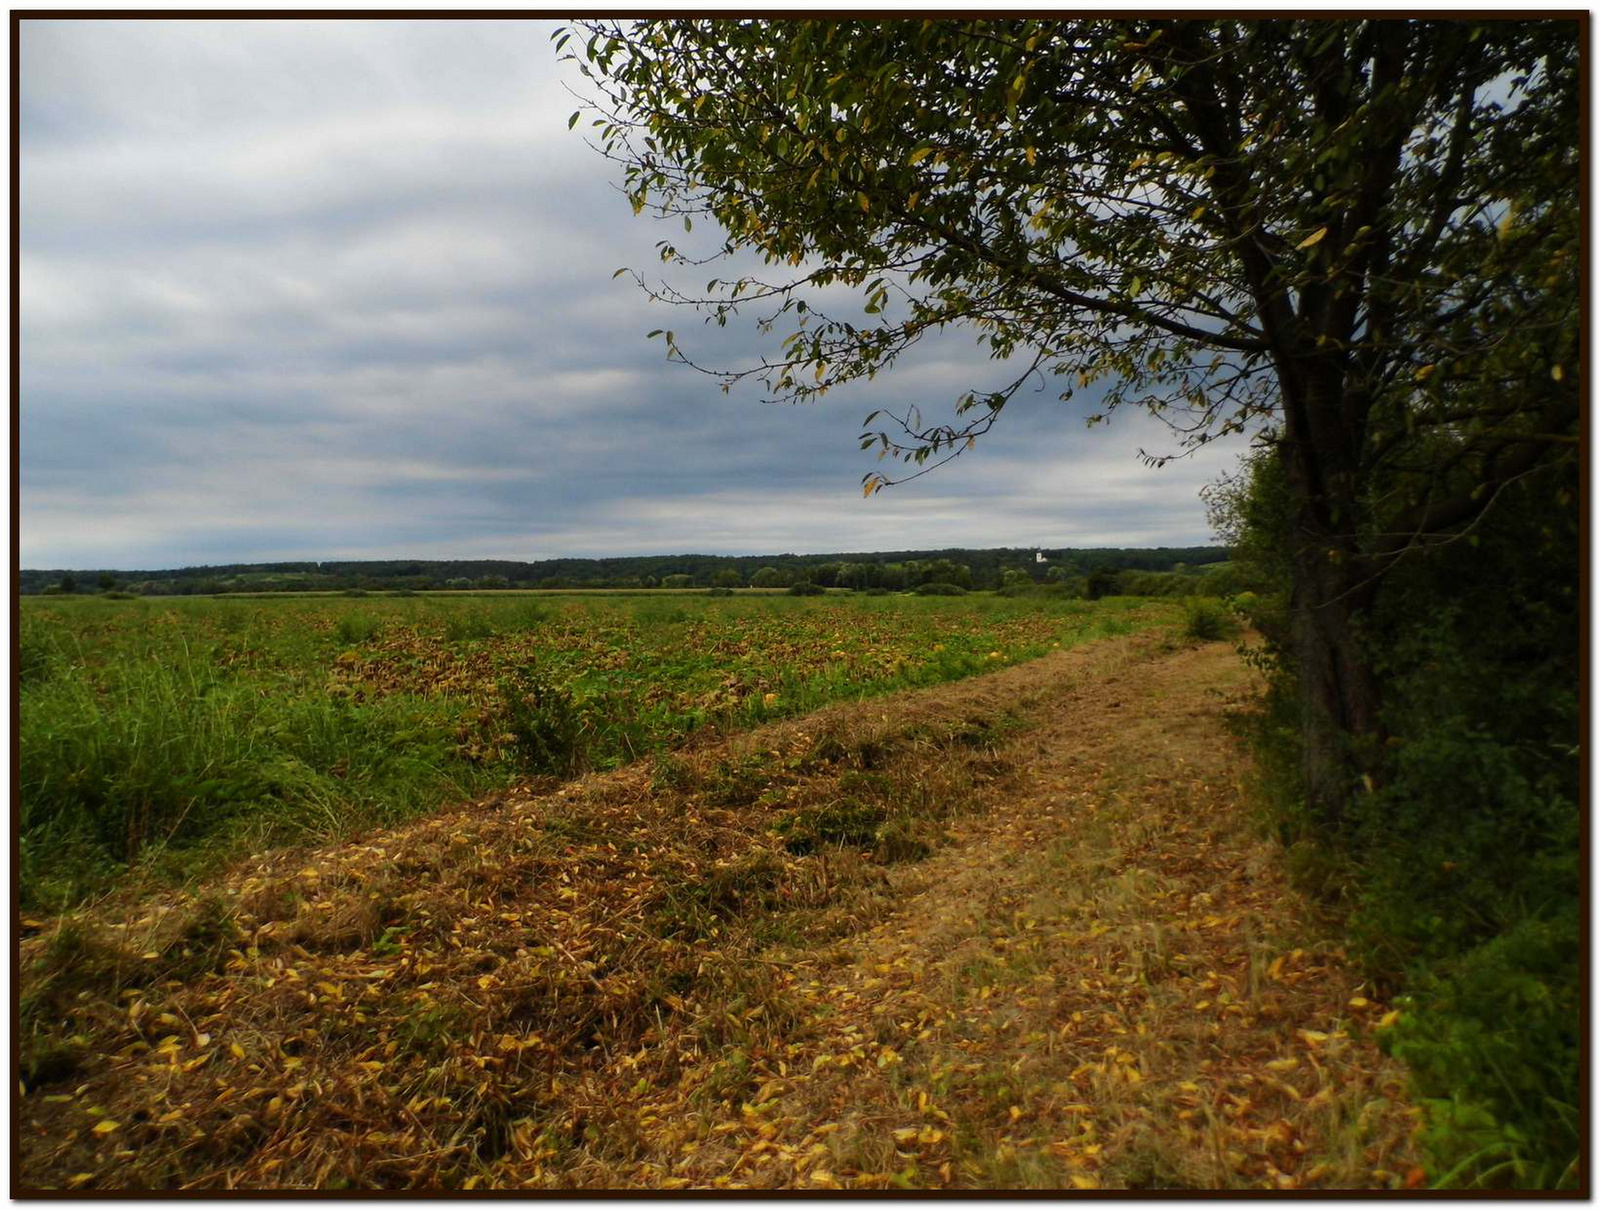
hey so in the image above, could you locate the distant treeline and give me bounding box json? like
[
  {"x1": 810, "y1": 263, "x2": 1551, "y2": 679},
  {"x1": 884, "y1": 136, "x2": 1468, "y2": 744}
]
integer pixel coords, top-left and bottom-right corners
[{"x1": 20, "y1": 545, "x2": 1230, "y2": 596}]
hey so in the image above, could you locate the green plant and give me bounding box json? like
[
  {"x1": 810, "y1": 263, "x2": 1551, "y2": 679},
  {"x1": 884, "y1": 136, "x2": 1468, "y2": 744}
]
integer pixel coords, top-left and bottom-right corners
[
  {"x1": 1182, "y1": 599, "x2": 1237, "y2": 642},
  {"x1": 774, "y1": 798, "x2": 889, "y2": 854},
  {"x1": 335, "y1": 611, "x2": 382, "y2": 645},
  {"x1": 497, "y1": 671, "x2": 587, "y2": 777}
]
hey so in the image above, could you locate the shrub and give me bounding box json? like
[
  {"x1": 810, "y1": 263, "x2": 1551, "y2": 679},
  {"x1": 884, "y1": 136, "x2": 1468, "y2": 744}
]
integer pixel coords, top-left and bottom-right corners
[
  {"x1": 1182, "y1": 599, "x2": 1237, "y2": 642},
  {"x1": 913, "y1": 581, "x2": 966, "y2": 596},
  {"x1": 1085, "y1": 568, "x2": 1121, "y2": 600},
  {"x1": 496, "y1": 671, "x2": 586, "y2": 777},
  {"x1": 787, "y1": 581, "x2": 825, "y2": 596}
]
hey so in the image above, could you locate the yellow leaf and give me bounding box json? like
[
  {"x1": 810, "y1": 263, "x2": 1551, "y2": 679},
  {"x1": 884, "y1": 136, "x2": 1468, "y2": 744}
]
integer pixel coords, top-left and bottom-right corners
[
  {"x1": 1348, "y1": 996, "x2": 1370, "y2": 1009},
  {"x1": 1414, "y1": 364, "x2": 1436, "y2": 382},
  {"x1": 1070, "y1": 1174, "x2": 1100, "y2": 1189},
  {"x1": 1551, "y1": 364, "x2": 1564, "y2": 382},
  {"x1": 91, "y1": 1120, "x2": 120, "y2": 1135},
  {"x1": 907, "y1": 146, "x2": 933, "y2": 166},
  {"x1": 1266, "y1": 1057, "x2": 1299, "y2": 1073},
  {"x1": 315, "y1": 982, "x2": 341, "y2": 998},
  {"x1": 1191, "y1": 204, "x2": 1207, "y2": 221},
  {"x1": 230, "y1": 1042, "x2": 246, "y2": 1059},
  {"x1": 1297, "y1": 1029, "x2": 1330, "y2": 1046},
  {"x1": 1296, "y1": 227, "x2": 1328, "y2": 250},
  {"x1": 1025, "y1": 146, "x2": 1036, "y2": 167},
  {"x1": 857, "y1": 191, "x2": 871, "y2": 213},
  {"x1": 1377, "y1": 1009, "x2": 1402, "y2": 1029},
  {"x1": 298, "y1": 868, "x2": 321, "y2": 879}
]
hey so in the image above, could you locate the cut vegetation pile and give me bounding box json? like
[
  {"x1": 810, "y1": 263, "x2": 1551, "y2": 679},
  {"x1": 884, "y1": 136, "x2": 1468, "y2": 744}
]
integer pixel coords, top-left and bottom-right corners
[{"x1": 18, "y1": 631, "x2": 1420, "y2": 1191}]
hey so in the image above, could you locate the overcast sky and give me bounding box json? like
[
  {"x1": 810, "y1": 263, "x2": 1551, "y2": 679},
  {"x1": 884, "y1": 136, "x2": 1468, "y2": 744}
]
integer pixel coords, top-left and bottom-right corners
[{"x1": 19, "y1": 18, "x2": 1252, "y2": 570}]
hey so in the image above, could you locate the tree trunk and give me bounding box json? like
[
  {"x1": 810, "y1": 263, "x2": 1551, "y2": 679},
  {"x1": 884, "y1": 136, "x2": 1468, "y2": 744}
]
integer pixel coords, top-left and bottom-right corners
[{"x1": 1285, "y1": 494, "x2": 1386, "y2": 828}]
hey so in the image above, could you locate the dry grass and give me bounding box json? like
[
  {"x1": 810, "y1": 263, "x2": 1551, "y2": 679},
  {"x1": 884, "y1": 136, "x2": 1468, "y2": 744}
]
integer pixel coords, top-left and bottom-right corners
[{"x1": 15, "y1": 629, "x2": 1419, "y2": 1191}]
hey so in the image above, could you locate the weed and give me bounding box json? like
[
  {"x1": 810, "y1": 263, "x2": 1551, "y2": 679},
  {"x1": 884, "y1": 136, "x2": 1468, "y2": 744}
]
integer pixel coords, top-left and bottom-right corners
[
  {"x1": 497, "y1": 672, "x2": 587, "y2": 777},
  {"x1": 775, "y1": 799, "x2": 889, "y2": 854},
  {"x1": 1183, "y1": 599, "x2": 1238, "y2": 642},
  {"x1": 335, "y1": 611, "x2": 383, "y2": 645}
]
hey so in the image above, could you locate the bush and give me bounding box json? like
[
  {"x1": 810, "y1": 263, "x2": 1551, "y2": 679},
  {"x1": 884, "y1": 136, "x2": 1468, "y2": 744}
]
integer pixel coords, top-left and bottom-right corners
[
  {"x1": 1383, "y1": 911, "x2": 1580, "y2": 1188},
  {"x1": 1182, "y1": 599, "x2": 1238, "y2": 642},
  {"x1": 496, "y1": 671, "x2": 587, "y2": 777},
  {"x1": 912, "y1": 581, "x2": 966, "y2": 596},
  {"x1": 707, "y1": 586, "x2": 734, "y2": 597},
  {"x1": 1085, "y1": 568, "x2": 1120, "y2": 599},
  {"x1": 787, "y1": 581, "x2": 825, "y2": 596},
  {"x1": 1216, "y1": 448, "x2": 1580, "y2": 1188}
]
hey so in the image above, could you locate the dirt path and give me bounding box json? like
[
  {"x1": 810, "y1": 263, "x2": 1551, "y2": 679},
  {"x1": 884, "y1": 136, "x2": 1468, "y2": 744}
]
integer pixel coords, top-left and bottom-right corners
[{"x1": 17, "y1": 631, "x2": 1419, "y2": 1191}]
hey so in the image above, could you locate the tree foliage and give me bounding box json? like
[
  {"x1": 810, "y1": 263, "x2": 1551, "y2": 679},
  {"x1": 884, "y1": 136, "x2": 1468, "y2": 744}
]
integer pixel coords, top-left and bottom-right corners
[{"x1": 564, "y1": 16, "x2": 1579, "y2": 818}]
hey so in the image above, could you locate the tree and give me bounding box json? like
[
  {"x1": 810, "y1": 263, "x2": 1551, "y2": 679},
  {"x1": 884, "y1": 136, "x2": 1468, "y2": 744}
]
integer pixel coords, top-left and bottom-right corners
[
  {"x1": 58, "y1": 574, "x2": 77, "y2": 594},
  {"x1": 711, "y1": 568, "x2": 743, "y2": 588},
  {"x1": 1001, "y1": 566, "x2": 1034, "y2": 588},
  {"x1": 1086, "y1": 568, "x2": 1121, "y2": 601},
  {"x1": 565, "y1": 17, "x2": 1578, "y2": 821},
  {"x1": 750, "y1": 566, "x2": 784, "y2": 588}
]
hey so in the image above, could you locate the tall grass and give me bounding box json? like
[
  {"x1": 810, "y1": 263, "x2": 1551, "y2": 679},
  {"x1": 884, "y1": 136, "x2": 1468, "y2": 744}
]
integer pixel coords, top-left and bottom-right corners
[
  {"x1": 18, "y1": 592, "x2": 1173, "y2": 911},
  {"x1": 19, "y1": 652, "x2": 493, "y2": 911}
]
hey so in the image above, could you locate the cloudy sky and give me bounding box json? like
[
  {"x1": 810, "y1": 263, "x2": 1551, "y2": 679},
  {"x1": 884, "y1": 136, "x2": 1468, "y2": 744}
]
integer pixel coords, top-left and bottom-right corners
[{"x1": 20, "y1": 18, "x2": 1251, "y2": 570}]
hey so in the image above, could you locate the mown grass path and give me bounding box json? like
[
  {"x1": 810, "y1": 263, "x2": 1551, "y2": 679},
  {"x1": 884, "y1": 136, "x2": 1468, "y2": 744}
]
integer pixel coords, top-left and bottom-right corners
[{"x1": 16, "y1": 630, "x2": 1420, "y2": 1190}]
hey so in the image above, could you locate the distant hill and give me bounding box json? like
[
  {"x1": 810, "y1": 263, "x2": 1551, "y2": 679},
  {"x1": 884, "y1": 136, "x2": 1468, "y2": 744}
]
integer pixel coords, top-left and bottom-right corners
[{"x1": 19, "y1": 545, "x2": 1229, "y2": 596}]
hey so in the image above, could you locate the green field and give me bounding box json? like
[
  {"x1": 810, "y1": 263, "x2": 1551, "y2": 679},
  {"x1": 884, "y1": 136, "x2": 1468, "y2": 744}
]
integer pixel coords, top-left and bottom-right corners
[{"x1": 19, "y1": 591, "x2": 1174, "y2": 911}]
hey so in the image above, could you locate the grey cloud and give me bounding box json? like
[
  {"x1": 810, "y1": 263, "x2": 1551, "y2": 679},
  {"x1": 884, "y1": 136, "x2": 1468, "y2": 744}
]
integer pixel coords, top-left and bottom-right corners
[{"x1": 20, "y1": 18, "x2": 1249, "y2": 570}]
